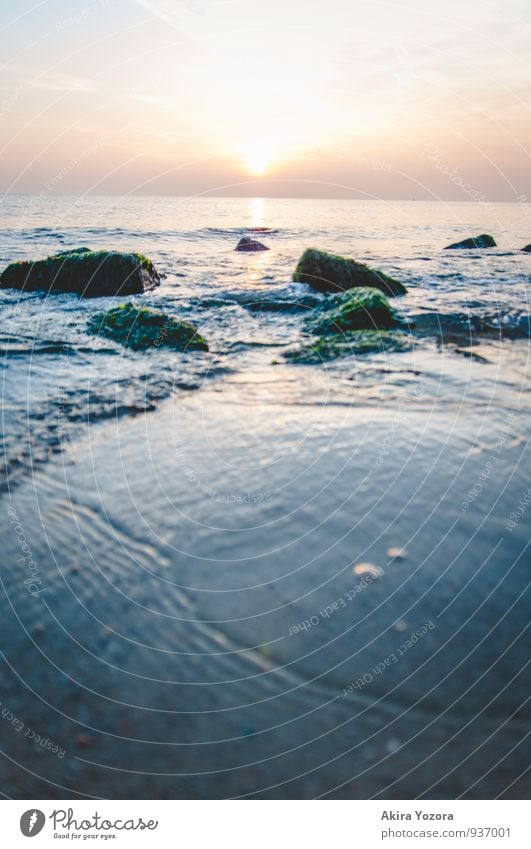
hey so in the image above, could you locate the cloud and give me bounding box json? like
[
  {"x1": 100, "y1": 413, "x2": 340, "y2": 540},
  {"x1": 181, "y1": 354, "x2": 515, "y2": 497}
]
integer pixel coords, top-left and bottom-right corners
[
  {"x1": 29, "y1": 73, "x2": 97, "y2": 93},
  {"x1": 7, "y1": 65, "x2": 97, "y2": 94},
  {"x1": 128, "y1": 123, "x2": 198, "y2": 144},
  {"x1": 131, "y1": 0, "x2": 211, "y2": 39},
  {"x1": 131, "y1": 93, "x2": 178, "y2": 111}
]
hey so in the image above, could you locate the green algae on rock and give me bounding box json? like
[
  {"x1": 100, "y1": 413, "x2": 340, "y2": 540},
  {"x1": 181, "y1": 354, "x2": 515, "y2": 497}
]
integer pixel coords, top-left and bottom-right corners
[
  {"x1": 310, "y1": 287, "x2": 397, "y2": 335},
  {"x1": 293, "y1": 248, "x2": 407, "y2": 296},
  {"x1": 285, "y1": 330, "x2": 410, "y2": 363},
  {"x1": 0, "y1": 249, "x2": 160, "y2": 297},
  {"x1": 87, "y1": 303, "x2": 208, "y2": 351},
  {"x1": 444, "y1": 234, "x2": 496, "y2": 249}
]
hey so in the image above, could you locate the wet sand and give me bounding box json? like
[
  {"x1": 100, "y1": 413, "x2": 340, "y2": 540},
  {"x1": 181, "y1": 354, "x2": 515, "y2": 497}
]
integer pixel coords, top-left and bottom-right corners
[{"x1": 1, "y1": 368, "x2": 529, "y2": 799}]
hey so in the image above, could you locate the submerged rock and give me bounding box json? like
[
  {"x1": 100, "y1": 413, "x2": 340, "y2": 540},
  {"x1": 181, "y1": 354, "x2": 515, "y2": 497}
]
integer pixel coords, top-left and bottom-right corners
[
  {"x1": 55, "y1": 247, "x2": 92, "y2": 257},
  {"x1": 285, "y1": 330, "x2": 410, "y2": 363},
  {"x1": 0, "y1": 249, "x2": 160, "y2": 297},
  {"x1": 236, "y1": 288, "x2": 322, "y2": 314},
  {"x1": 444, "y1": 234, "x2": 496, "y2": 249},
  {"x1": 410, "y1": 311, "x2": 529, "y2": 343},
  {"x1": 285, "y1": 287, "x2": 403, "y2": 364},
  {"x1": 235, "y1": 237, "x2": 269, "y2": 252},
  {"x1": 310, "y1": 287, "x2": 397, "y2": 334},
  {"x1": 87, "y1": 303, "x2": 208, "y2": 351},
  {"x1": 293, "y1": 248, "x2": 406, "y2": 295}
]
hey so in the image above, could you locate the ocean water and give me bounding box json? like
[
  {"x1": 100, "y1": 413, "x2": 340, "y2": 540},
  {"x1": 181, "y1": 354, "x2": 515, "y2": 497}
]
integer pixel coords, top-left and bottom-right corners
[
  {"x1": 0, "y1": 196, "x2": 529, "y2": 799},
  {"x1": 1, "y1": 194, "x2": 530, "y2": 490}
]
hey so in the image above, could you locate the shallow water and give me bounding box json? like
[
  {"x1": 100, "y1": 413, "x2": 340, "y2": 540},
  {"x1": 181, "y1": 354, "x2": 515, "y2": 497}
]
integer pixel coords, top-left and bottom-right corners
[
  {"x1": 0, "y1": 196, "x2": 529, "y2": 798},
  {"x1": 1, "y1": 195, "x2": 530, "y2": 489}
]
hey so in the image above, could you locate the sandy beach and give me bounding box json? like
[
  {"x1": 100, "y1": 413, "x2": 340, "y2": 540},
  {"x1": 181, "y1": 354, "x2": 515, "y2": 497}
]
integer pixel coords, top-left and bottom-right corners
[{"x1": 2, "y1": 357, "x2": 529, "y2": 798}]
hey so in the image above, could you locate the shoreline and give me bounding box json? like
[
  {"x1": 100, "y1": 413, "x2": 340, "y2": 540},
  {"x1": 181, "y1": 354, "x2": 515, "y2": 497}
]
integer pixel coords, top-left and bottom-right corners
[{"x1": 1, "y1": 383, "x2": 528, "y2": 799}]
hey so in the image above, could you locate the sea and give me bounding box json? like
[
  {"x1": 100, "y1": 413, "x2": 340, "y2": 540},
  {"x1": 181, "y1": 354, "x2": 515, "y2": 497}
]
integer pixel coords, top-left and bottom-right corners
[
  {"x1": 1, "y1": 194, "x2": 529, "y2": 491},
  {"x1": 0, "y1": 195, "x2": 529, "y2": 799}
]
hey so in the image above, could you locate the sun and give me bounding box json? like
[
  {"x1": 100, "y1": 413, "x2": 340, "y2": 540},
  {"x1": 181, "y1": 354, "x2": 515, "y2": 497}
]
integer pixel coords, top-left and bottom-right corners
[
  {"x1": 243, "y1": 144, "x2": 275, "y2": 176},
  {"x1": 238, "y1": 131, "x2": 305, "y2": 176},
  {"x1": 245, "y1": 152, "x2": 270, "y2": 176}
]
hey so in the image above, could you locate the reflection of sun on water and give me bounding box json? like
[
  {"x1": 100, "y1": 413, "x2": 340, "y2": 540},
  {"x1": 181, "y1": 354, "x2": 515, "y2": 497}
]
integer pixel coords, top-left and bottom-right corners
[
  {"x1": 236, "y1": 198, "x2": 269, "y2": 290},
  {"x1": 251, "y1": 197, "x2": 264, "y2": 228}
]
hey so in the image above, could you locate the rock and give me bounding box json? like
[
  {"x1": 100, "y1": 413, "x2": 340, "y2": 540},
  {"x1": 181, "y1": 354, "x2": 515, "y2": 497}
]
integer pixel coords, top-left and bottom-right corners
[
  {"x1": 235, "y1": 237, "x2": 270, "y2": 252},
  {"x1": 353, "y1": 563, "x2": 383, "y2": 578},
  {"x1": 285, "y1": 286, "x2": 405, "y2": 364},
  {"x1": 293, "y1": 248, "x2": 406, "y2": 295},
  {"x1": 237, "y1": 289, "x2": 322, "y2": 314},
  {"x1": 0, "y1": 249, "x2": 160, "y2": 297},
  {"x1": 284, "y1": 330, "x2": 410, "y2": 363},
  {"x1": 455, "y1": 347, "x2": 490, "y2": 363},
  {"x1": 76, "y1": 734, "x2": 95, "y2": 748},
  {"x1": 87, "y1": 303, "x2": 208, "y2": 351},
  {"x1": 310, "y1": 287, "x2": 397, "y2": 335},
  {"x1": 444, "y1": 234, "x2": 496, "y2": 249},
  {"x1": 521, "y1": 244, "x2": 531, "y2": 252},
  {"x1": 387, "y1": 547, "x2": 408, "y2": 560},
  {"x1": 55, "y1": 247, "x2": 92, "y2": 257}
]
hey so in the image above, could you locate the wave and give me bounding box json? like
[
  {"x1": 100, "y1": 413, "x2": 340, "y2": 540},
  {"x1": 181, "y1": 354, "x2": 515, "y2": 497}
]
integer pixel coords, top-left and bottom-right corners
[
  {"x1": 0, "y1": 357, "x2": 229, "y2": 492},
  {"x1": 411, "y1": 310, "x2": 530, "y2": 342},
  {"x1": 202, "y1": 226, "x2": 281, "y2": 237}
]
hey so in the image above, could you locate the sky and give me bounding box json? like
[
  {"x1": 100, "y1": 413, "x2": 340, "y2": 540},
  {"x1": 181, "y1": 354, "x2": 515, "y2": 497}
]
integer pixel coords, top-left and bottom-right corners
[{"x1": 0, "y1": 0, "x2": 530, "y2": 199}]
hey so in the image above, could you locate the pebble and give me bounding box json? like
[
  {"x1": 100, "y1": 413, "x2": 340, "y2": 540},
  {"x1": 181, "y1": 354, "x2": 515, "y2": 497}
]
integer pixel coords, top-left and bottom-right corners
[
  {"x1": 353, "y1": 562, "x2": 382, "y2": 578},
  {"x1": 76, "y1": 734, "x2": 95, "y2": 748},
  {"x1": 387, "y1": 547, "x2": 408, "y2": 560}
]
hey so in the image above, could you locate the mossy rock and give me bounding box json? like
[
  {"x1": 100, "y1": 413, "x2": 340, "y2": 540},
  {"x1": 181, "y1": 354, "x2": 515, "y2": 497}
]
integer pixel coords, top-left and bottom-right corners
[
  {"x1": 285, "y1": 330, "x2": 410, "y2": 363},
  {"x1": 309, "y1": 287, "x2": 397, "y2": 334},
  {"x1": 87, "y1": 303, "x2": 208, "y2": 352},
  {"x1": 444, "y1": 234, "x2": 496, "y2": 249},
  {"x1": 0, "y1": 249, "x2": 160, "y2": 297},
  {"x1": 293, "y1": 248, "x2": 406, "y2": 296}
]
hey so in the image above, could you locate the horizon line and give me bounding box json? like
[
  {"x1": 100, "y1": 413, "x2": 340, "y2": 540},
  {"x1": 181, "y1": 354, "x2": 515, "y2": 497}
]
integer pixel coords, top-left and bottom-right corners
[{"x1": 1, "y1": 191, "x2": 528, "y2": 205}]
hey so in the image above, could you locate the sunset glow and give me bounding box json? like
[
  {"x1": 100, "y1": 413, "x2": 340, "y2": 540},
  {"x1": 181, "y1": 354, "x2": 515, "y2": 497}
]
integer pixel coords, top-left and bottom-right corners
[
  {"x1": 243, "y1": 147, "x2": 275, "y2": 177},
  {"x1": 246, "y1": 157, "x2": 268, "y2": 177},
  {"x1": 0, "y1": 0, "x2": 530, "y2": 199}
]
